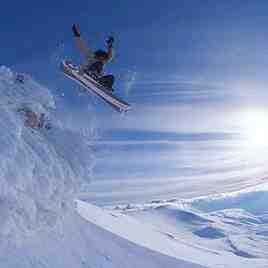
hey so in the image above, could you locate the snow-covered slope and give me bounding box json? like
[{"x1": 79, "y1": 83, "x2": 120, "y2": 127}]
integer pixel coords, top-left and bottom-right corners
[
  {"x1": 113, "y1": 185, "x2": 268, "y2": 266},
  {"x1": 1, "y1": 202, "x2": 206, "y2": 268},
  {"x1": 0, "y1": 66, "x2": 95, "y2": 247},
  {"x1": 77, "y1": 198, "x2": 268, "y2": 268}
]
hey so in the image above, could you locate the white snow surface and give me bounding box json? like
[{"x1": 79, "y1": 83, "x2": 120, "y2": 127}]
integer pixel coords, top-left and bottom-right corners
[
  {"x1": 0, "y1": 66, "x2": 267, "y2": 267},
  {"x1": 111, "y1": 186, "x2": 268, "y2": 267},
  {"x1": 0, "y1": 66, "x2": 95, "y2": 245}
]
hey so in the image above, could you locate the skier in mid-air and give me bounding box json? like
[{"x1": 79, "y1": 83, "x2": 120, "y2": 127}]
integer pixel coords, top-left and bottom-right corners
[{"x1": 72, "y1": 24, "x2": 115, "y2": 90}]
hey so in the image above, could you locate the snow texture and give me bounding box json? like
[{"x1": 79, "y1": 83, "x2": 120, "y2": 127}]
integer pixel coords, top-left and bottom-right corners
[
  {"x1": 0, "y1": 66, "x2": 92, "y2": 255},
  {"x1": 114, "y1": 186, "x2": 268, "y2": 266}
]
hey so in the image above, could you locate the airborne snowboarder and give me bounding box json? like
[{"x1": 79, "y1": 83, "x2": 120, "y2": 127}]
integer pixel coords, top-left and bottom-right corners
[
  {"x1": 60, "y1": 25, "x2": 130, "y2": 112},
  {"x1": 72, "y1": 24, "x2": 115, "y2": 90}
]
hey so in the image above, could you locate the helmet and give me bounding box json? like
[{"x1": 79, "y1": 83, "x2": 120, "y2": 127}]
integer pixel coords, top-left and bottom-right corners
[{"x1": 94, "y1": 49, "x2": 108, "y2": 59}]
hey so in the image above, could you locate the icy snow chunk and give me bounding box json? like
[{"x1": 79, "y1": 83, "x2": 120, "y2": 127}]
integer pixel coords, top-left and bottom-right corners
[{"x1": 0, "y1": 67, "x2": 94, "y2": 247}]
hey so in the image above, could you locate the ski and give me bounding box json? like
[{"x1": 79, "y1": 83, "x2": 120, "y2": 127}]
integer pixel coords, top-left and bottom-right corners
[{"x1": 60, "y1": 60, "x2": 131, "y2": 113}]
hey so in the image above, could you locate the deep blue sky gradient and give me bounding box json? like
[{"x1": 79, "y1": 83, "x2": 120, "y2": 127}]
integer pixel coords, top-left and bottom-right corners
[
  {"x1": 2, "y1": 1, "x2": 268, "y2": 134},
  {"x1": 2, "y1": 1, "x2": 268, "y2": 77}
]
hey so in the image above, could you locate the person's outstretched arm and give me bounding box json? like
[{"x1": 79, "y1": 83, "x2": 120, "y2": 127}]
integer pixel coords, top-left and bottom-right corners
[
  {"x1": 72, "y1": 24, "x2": 94, "y2": 59},
  {"x1": 105, "y1": 36, "x2": 114, "y2": 62}
]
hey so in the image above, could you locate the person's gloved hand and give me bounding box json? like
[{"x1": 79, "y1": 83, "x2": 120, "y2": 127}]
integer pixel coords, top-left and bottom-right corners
[
  {"x1": 72, "y1": 24, "x2": 81, "y2": 37},
  {"x1": 106, "y1": 36, "x2": 114, "y2": 48}
]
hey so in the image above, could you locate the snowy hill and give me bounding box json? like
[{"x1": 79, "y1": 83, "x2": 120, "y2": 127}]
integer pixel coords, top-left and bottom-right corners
[
  {"x1": 0, "y1": 66, "x2": 94, "y2": 245},
  {"x1": 113, "y1": 186, "x2": 268, "y2": 266},
  {"x1": 0, "y1": 66, "x2": 267, "y2": 267}
]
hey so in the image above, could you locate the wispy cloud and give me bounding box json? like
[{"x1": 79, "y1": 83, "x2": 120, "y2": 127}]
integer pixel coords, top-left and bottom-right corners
[
  {"x1": 127, "y1": 73, "x2": 268, "y2": 108},
  {"x1": 123, "y1": 71, "x2": 137, "y2": 97},
  {"x1": 129, "y1": 74, "x2": 230, "y2": 103}
]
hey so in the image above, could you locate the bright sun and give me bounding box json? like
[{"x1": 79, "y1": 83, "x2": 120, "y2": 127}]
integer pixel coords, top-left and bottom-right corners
[{"x1": 240, "y1": 110, "x2": 268, "y2": 147}]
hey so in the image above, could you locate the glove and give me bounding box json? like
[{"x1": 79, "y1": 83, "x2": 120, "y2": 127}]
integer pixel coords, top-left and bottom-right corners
[
  {"x1": 106, "y1": 36, "x2": 114, "y2": 48},
  {"x1": 72, "y1": 24, "x2": 81, "y2": 37}
]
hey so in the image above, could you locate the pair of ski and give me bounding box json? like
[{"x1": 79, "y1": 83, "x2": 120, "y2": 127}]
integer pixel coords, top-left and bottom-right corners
[{"x1": 61, "y1": 60, "x2": 131, "y2": 113}]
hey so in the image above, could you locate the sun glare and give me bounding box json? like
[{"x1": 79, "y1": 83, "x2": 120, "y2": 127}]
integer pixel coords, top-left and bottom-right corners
[{"x1": 240, "y1": 110, "x2": 268, "y2": 147}]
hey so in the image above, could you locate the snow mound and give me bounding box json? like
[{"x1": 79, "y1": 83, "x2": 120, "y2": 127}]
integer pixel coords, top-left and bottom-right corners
[
  {"x1": 193, "y1": 226, "x2": 226, "y2": 239},
  {"x1": 1, "y1": 204, "x2": 205, "y2": 268},
  {"x1": 211, "y1": 209, "x2": 262, "y2": 225},
  {"x1": 156, "y1": 205, "x2": 213, "y2": 224},
  {"x1": 115, "y1": 185, "x2": 268, "y2": 264},
  {"x1": 190, "y1": 185, "x2": 268, "y2": 215},
  {"x1": 75, "y1": 200, "x2": 266, "y2": 268},
  {"x1": 0, "y1": 66, "x2": 94, "y2": 248}
]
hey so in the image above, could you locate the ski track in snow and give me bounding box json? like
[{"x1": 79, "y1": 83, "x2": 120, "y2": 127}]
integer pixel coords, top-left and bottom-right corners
[{"x1": 0, "y1": 66, "x2": 267, "y2": 267}]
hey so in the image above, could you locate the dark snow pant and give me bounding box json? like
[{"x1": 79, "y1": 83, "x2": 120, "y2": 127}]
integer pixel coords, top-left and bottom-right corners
[
  {"x1": 86, "y1": 61, "x2": 103, "y2": 76},
  {"x1": 98, "y1": 75, "x2": 114, "y2": 90},
  {"x1": 85, "y1": 61, "x2": 114, "y2": 90}
]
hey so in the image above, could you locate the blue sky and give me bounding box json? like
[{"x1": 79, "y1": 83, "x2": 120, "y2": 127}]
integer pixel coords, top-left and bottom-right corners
[
  {"x1": 2, "y1": 1, "x2": 268, "y2": 77},
  {"x1": 1, "y1": 1, "x2": 268, "y2": 199},
  {"x1": 2, "y1": 1, "x2": 268, "y2": 107}
]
